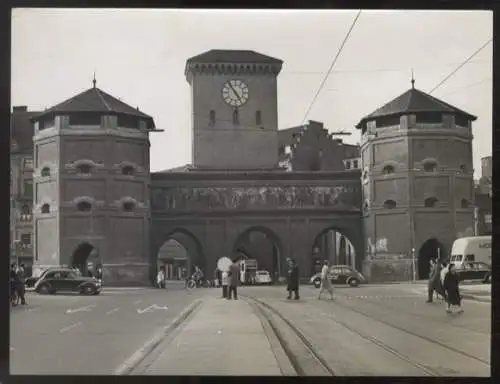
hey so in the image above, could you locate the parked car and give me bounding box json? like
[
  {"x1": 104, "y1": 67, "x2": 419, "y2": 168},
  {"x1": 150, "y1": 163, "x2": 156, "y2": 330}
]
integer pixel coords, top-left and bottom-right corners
[
  {"x1": 254, "y1": 270, "x2": 273, "y2": 285},
  {"x1": 455, "y1": 261, "x2": 491, "y2": 284},
  {"x1": 34, "y1": 268, "x2": 101, "y2": 295},
  {"x1": 26, "y1": 267, "x2": 84, "y2": 288},
  {"x1": 310, "y1": 265, "x2": 365, "y2": 288}
]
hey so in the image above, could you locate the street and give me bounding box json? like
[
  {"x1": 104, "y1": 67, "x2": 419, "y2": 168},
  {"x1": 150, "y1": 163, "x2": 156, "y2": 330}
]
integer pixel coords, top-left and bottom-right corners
[{"x1": 10, "y1": 283, "x2": 490, "y2": 376}]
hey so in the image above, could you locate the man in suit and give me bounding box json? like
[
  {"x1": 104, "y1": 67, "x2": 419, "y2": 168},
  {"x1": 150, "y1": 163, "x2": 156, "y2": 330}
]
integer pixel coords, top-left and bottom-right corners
[
  {"x1": 227, "y1": 259, "x2": 240, "y2": 300},
  {"x1": 287, "y1": 259, "x2": 300, "y2": 300}
]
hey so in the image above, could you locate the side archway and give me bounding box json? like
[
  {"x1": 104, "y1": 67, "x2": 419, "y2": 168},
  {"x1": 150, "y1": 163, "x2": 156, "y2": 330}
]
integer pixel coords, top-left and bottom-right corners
[
  {"x1": 309, "y1": 226, "x2": 361, "y2": 276},
  {"x1": 232, "y1": 226, "x2": 285, "y2": 281},
  {"x1": 418, "y1": 238, "x2": 447, "y2": 280},
  {"x1": 71, "y1": 242, "x2": 100, "y2": 277},
  {"x1": 154, "y1": 229, "x2": 206, "y2": 280}
]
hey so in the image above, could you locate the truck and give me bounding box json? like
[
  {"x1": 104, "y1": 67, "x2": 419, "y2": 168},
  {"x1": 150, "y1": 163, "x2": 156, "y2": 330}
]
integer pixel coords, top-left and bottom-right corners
[
  {"x1": 239, "y1": 259, "x2": 258, "y2": 285},
  {"x1": 450, "y1": 236, "x2": 492, "y2": 268}
]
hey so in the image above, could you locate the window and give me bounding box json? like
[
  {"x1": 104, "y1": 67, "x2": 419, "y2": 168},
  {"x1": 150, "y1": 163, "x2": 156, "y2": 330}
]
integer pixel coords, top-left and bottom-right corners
[
  {"x1": 23, "y1": 180, "x2": 33, "y2": 197},
  {"x1": 383, "y1": 200, "x2": 397, "y2": 209},
  {"x1": 40, "y1": 118, "x2": 55, "y2": 130},
  {"x1": 353, "y1": 160, "x2": 359, "y2": 169},
  {"x1": 122, "y1": 165, "x2": 135, "y2": 175},
  {"x1": 23, "y1": 158, "x2": 33, "y2": 170},
  {"x1": 21, "y1": 204, "x2": 31, "y2": 215},
  {"x1": 123, "y1": 201, "x2": 135, "y2": 211},
  {"x1": 382, "y1": 165, "x2": 395, "y2": 175},
  {"x1": 424, "y1": 197, "x2": 438, "y2": 208},
  {"x1": 21, "y1": 233, "x2": 31, "y2": 245},
  {"x1": 232, "y1": 109, "x2": 239, "y2": 125},
  {"x1": 455, "y1": 115, "x2": 469, "y2": 128},
  {"x1": 209, "y1": 110, "x2": 215, "y2": 126},
  {"x1": 41, "y1": 204, "x2": 50, "y2": 214},
  {"x1": 256, "y1": 110, "x2": 262, "y2": 125},
  {"x1": 45, "y1": 272, "x2": 56, "y2": 279},
  {"x1": 345, "y1": 161, "x2": 351, "y2": 170},
  {"x1": 416, "y1": 112, "x2": 442, "y2": 124},
  {"x1": 461, "y1": 198, "x2": 469, "y2": 209},
  {"x1": 459, "y1": 164, "x2": 466, "y2": 174},
  {"x1": 77, "y1": 164, "x2": 92, "y2": 175},
  {"x1": 117, "y1": 115, "x2": 139, "y2": 129},
  {"x1": 69, "y1": 113, "x2": 102, "y2": 126},
  {"x1": 41, "y1": 167, "x2": 50, "y2": 177},
  {"x1": 423, "y1": 162, "x2": 437, "y2": 172},
  {"x1": 77, "y1": 201, "x2": 92, "y2": 212}
]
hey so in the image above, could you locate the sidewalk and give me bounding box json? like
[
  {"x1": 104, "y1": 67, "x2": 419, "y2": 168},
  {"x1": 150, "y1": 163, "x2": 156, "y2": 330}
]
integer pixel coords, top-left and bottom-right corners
[{"x1": 143, "y1": 296, "x2": 283, "y2": 375}]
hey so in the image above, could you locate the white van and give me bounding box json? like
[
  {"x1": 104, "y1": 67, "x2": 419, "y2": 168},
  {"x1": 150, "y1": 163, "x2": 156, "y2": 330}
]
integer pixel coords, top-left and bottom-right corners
[{"x1": 450, "y1": 236, "x2": 492, "y2": 267}]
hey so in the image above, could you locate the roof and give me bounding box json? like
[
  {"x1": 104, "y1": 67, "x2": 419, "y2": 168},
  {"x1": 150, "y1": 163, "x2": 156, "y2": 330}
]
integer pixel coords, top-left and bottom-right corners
[
  {"x1": 356, "y1": 87, "x2": 477, "y2": 128},
  {"x1": 156, "y1": 164, "x2": 193, "y2": 173},
  {"x1": 32, "y1": 86, "x2": 155, "y2": 128},
  {"x1": 11, "y1": 109, "x2": 40, "y2": 153},
  {"x1": 186, "y1": 49, "x2": 283, "y2": 65}
]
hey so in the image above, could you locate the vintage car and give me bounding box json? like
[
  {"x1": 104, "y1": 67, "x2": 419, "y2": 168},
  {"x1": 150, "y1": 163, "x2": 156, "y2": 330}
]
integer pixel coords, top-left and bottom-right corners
[
  {"x1": 34, "y1": 268, "x2": 101, "y2": 295},
  {"x1": 310, "y1": 265, "x2": 365, "y2": 288},
  {"x1": 455, "y1": 262, "x2": 491, "y2": 284},
  {"x1": 254, "y1": 270, "x2": 273, "y2": 285}
]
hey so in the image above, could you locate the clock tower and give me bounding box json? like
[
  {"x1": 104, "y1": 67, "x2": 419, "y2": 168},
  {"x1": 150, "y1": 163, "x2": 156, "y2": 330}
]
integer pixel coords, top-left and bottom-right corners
[{"x1": 185, "y1": 49, "x2": 283, "y2": 170}]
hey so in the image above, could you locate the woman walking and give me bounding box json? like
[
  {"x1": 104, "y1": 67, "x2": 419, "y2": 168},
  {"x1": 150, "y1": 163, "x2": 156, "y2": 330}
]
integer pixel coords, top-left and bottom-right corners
[
  {"x1": 443, "y1": 263, "x2": 463, "y2": 314},
  {"x1": 318, "y1": 260, "x2": 334, "y2": 300}
]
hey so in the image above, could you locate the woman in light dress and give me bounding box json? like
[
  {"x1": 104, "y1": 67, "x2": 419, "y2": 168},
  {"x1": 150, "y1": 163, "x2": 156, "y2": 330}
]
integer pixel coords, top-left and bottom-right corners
[{"x1": 318, "y1": 260, "x2": 334, "y2": 300}]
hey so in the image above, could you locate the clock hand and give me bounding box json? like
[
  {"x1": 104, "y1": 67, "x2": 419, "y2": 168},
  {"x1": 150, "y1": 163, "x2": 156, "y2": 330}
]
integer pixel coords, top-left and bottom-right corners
[{"x1": 228, "y1": 83, "x2": 243, "y2": 104}]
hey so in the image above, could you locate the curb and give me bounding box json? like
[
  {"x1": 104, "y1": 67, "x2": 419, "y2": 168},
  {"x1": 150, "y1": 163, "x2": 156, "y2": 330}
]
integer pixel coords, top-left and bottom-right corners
[
  {"x1": 112, "y1": 298, "x2": 204, "y2": 375},
  {"x1": 461, "y1": 294, "x2": 491, "y2": 303}
]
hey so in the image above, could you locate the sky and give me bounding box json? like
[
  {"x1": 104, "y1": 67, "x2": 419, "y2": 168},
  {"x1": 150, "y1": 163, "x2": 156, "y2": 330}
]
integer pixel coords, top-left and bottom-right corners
[{"x1": 11, "y1": 9, "x2": 492, "y2": 178}]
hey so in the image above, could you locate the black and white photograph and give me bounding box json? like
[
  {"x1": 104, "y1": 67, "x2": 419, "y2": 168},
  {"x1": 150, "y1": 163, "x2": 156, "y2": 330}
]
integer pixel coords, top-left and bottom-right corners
[{"x1": 10, "y1": 8, "x2": 492, "y2": 377}]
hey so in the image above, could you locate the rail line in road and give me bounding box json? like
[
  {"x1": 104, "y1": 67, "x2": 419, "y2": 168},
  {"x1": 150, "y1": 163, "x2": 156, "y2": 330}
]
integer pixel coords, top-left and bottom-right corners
[{"x1": 244, "y1": 296, "x2": 336, "y2": 376}]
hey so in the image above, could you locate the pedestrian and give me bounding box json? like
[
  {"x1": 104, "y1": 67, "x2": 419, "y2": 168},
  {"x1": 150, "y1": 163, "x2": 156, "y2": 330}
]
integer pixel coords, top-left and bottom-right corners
[
  {"x1": 221, "y1": 270, "x2": 229, "y2": 299},
  {"x1": 318, "y1": 260, "x2": 334, "y2": 300},
  {"x1": 10, "y1": 264, "x2": 19, "y2": 306},
  {"x1": 287, "y1": 259, "x2": 300, "y2": 300},
  {"x1": 443, "y1": 263, "x2": 463, "y2": 314},
  {"x1": 227, "y1": 259, "x2": 240, "y2": 300},
  {"x1": 426, "y1": 259, "x2": 438, "y2": 303},
  {"x1": 440, "y1": 261, "x2": 449, "y2": 288},
  {"x1": 156, "y1": 266, "x2": 166, "y2": 289},
  {"x1": 15, "y1": 264, "x2": 26, "y2": 305},
  {"x1": 432, "y1": 260, "x2": 445, "y2": 301}
]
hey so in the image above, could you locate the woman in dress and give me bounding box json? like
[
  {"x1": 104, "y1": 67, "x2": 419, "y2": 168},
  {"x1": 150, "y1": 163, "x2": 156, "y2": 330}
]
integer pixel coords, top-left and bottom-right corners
[
  {"x1": 443, "y1": 263, "x2": 463, "y2": 314},
  {"x1": 318, "y1": 260, "x2": 334, "y2": 300}
]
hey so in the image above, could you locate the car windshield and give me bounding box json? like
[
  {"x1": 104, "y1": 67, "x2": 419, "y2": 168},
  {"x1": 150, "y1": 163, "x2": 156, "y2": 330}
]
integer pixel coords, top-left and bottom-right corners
[{"x1": 65, "y1": 272, "x2": 78, "y2": 279}]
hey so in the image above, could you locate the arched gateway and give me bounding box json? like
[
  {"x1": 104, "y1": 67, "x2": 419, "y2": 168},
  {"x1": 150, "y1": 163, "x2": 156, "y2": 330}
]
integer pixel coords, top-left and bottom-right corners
[{"x1": 150, "y1": 170, "x2": 364, "y2": 281}]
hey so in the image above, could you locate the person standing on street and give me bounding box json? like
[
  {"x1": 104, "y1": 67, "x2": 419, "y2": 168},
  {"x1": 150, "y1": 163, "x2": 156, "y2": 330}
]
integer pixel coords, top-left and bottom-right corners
[
  {"x1": 227, "y1": 259, "x2": 240, "y2": 300},
  {"x1": 15, "y1": 264, "x2": 26, "y2": 305},
  {"x1": 156, "y1": 266, "x2": 166, "y2": 289},
  {"x1": 318, "y1": 260, "x2": 334, "y2": 300},
  {"x1": 426, "y1": 259, "x2": 438, "y2": 303},
  {"x1": 221, "y1": 270, "x2": 229, "y2": 299},
  {"x1": 440, "y1": 261, "x2": 449, "y2": 289},
  {"x1": 287, "y1": 259, "x2": 300, "y2": 300},
  {"x1": 443, "y1": 263, "x2": 463, "y2": 314}
]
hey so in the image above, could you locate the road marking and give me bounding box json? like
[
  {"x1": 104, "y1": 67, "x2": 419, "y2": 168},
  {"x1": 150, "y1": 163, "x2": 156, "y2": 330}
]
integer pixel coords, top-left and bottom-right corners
[
  {"x1": 137, "y1": 304, "x2": 168, "y2": 314},
  {"x1": 106, "y1": 307, "x2": 120, "y2": 315},
  {"x1": 65, "y1": 304, "x2": 96, "y2": 314},
  {"x1": 27, "y1": 307, "x2": 40, "y2": 313},
  {"x1": 59, "y1": 322, "x2": 83, "y2": 333},
  {"x1": 133, "y1": 299, "x2": 142, "y2": 305}
]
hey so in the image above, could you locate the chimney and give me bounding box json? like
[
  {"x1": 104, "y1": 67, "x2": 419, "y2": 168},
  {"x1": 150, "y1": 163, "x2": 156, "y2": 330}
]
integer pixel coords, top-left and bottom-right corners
[{"x1": 13, "y1": 106, "x2": 28, "y2": 112}]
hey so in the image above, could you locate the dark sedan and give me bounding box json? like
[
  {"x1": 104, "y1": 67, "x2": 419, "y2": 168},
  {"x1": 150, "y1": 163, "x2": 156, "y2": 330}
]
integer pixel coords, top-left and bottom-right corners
[
  {"x1": 455, "y1": 262, "x2": 491, "y2": 284},
  {"x1": 309, "y1": 265, "x2": 365, "y2": 288},
  {"x1": 34, "y1": 268, "x2": 101, "y2": 295}
]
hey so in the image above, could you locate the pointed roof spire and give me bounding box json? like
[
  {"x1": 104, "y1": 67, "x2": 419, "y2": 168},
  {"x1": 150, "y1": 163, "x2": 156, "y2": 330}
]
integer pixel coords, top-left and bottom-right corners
[
  {"x1": 411, "y1": 68, "x2": 415, "y2": 89},
  {"x1": 92, "y1": 72, "x2": 96, "y2": 88}
]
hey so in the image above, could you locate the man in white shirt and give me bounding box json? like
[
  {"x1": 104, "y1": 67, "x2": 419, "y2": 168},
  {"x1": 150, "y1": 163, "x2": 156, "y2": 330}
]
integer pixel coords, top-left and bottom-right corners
[
  {"x1": 318, "y1": 260, "x2": 334, "y2": 300},
  {"x1": 440, "y1": 261, "x2": 449, "y2": 287}
]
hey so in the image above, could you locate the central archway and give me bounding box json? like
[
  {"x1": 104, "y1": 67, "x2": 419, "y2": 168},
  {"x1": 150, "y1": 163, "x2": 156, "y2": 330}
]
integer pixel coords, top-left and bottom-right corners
[
  {"x1": 311, "y1": 227, "x2": 358, "y2": 276},
  {"x1": 232, "y1": 226, "x2": 284, "y2": 283},
  {"x1": 156, "y1": 229, "x2": 205, "y2": 281},
  {"x1": 418, "y1": 238, "x2": 446, "y2": 280},
  {"x1": 71, "y1": 242, "x2": 99, "y2": 277}
]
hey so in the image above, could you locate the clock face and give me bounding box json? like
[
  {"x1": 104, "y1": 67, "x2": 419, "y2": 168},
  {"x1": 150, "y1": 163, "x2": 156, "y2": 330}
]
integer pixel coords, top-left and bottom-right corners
[{"x1": 222, "y1": 80, "x2": 249, "y2": 107}]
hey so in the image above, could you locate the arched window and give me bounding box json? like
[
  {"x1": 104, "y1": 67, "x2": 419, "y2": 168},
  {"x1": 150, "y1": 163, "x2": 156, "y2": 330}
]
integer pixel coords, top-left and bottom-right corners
[
  {"x1": 77, "y1": 201, "x2": 92, "y2": 212},
  {"x1": 123, "y1": 201, "x2": 135, "y2": 211},
  {"x1": 383, "y1": 200, "x2": 397, "y2": 209},
  {"x1": 256, "y1": 110, "x2": 262, "y2": 125},
  {"x1": 423, "y1": 162, "x2": 437, "y2": 172},
  {"x1": 233, "y1": 109, "x2": 239, "y2": 125},
  {"x1": 424, "y1": 197, "x2": 438, "y2": 208},
  {"x1": 382, "y1": 165, "x2": 395, "y2": 175},
  {"x1": 76, "y1": 164, "x2": 92, "y2": 175},
  {"x1": 41, "y1": 167, "x2": 51, "y2": 177},
  {"x1": 41, "y1": 204, "x2": 50, "y2": 214},
  {"x1": 459, "y1": 164, "x2": 466, "y2": 174},
  {"x1": 122, "y1": 165, "x2": 135, "y2": 176},
  {"x1": 461, "y1": 198, "x2": 470, "y2": 209},
  {"x1": 209, "y1": 110, "x2": 215, "y2": 126}
]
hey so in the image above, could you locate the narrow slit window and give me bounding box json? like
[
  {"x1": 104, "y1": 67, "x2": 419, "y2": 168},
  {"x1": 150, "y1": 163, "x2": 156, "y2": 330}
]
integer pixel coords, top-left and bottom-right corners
[
  {"x1": 256, "y1": 110, "x2": 262, "y2": 125},
  {"x1": 424, "y1": 197, "x2": 438, "y2": 208},
  {"x1": 209, "y1": 110, "x2": 215, "y2": 126},
  {"x1": 233, "y1": 109, "x2": 239, "y2": 125}
]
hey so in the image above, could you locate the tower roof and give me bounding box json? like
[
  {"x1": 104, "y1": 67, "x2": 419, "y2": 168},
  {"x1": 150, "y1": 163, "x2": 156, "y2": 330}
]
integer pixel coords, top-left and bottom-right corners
[
  {"x1": 186, "y1": 49, "x2": 283, "y2": 65},
  {"x1": 356, "y1": 87, "x2": 477, "y2": 129},
  {"x1": 31, "y1": 86, "x2": 155, "y2": 129}
]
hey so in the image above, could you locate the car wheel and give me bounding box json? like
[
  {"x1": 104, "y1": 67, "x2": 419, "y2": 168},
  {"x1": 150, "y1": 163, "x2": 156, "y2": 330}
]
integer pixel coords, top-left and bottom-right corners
[
  {"x1": 348, "y1": 278, "x2": 359, "y2": 287},
  {"x1": 313, "y1": 279, "x2": 321, "y2": 288},
  {"x1": 83, "y1": 286, "x2": 96, "y2": 295}
]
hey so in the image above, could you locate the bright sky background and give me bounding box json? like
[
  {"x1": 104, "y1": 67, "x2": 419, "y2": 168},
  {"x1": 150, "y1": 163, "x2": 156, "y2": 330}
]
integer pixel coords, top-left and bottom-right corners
[{"x1": 11, "y1": 9, "x2": 492, "y2": 178}]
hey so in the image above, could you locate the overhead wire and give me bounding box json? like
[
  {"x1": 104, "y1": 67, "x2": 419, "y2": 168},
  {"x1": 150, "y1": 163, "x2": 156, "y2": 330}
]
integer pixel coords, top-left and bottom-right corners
[
  {"x1": 428, "y1": 38, "x2": 492, "y2": 94},
  {"x1": 301, "y1": 9, "x2": 362, "y2": 125}
]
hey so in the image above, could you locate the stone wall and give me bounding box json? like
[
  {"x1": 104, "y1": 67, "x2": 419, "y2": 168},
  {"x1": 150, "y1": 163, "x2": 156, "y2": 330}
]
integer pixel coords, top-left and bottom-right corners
[{"x1": 362, "y1": 256, "x2": 413, "y2": 283}]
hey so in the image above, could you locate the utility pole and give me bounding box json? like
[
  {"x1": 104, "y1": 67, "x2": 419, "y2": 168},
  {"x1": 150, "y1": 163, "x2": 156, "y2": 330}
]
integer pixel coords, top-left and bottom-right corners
[{"x1": 411, "y1": 248, "x2": 416, "y2": 283}]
